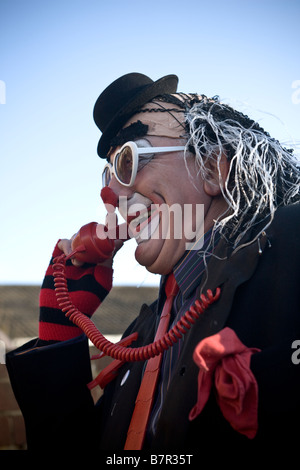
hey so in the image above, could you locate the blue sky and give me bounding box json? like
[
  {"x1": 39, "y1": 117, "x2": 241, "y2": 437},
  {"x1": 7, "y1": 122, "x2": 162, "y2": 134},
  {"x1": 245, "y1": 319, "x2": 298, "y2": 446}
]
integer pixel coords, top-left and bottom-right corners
[{"x1": 0, "y1": 0, "x2": 299, "y2": 286}]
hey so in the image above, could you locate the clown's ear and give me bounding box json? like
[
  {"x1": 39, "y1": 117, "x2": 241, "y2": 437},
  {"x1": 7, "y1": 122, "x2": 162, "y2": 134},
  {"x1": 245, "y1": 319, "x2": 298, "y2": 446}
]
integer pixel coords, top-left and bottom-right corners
[{"x1": 203, "y1": 153, "x2": 229, "y2": 197}]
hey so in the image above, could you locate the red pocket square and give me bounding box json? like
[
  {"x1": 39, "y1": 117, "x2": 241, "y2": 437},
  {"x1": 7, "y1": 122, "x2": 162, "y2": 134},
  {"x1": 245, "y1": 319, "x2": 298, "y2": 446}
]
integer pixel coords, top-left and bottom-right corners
[{"x1": 189, "y1": 327, "x2": 261, "y2": 439}]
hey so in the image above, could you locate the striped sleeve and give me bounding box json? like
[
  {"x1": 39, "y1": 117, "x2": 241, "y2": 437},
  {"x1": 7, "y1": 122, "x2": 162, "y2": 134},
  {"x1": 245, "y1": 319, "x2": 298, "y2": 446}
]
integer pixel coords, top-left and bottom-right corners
[{"x1": 39, "y1": 242, "x2": 113, "y2": 342}]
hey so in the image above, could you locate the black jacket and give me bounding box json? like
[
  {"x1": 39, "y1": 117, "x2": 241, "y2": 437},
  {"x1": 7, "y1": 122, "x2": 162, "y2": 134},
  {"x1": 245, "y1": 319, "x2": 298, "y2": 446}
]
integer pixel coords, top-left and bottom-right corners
[{"x1": 6, "y1": 204, "x2": 300, "y2": 454}]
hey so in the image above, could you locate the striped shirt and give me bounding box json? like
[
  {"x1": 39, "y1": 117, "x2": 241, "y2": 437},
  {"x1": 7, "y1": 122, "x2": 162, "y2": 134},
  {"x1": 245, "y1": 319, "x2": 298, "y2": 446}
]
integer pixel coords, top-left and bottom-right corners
[{"x1": 147, "y1": 228, "x2": 221, "y2": 439}]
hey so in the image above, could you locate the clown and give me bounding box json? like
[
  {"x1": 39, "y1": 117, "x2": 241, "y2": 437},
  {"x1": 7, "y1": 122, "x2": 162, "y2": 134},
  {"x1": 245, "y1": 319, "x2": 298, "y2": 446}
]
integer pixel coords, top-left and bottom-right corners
[{"x1": 6, "y1": 73, "x2": 300, "y2": 454}]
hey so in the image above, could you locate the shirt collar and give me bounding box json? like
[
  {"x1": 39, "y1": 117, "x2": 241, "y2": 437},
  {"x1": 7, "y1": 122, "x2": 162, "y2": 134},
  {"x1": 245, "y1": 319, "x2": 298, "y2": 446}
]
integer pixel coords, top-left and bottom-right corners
[{"x1": 172, "y1": 229, "x2": 221, "y2": 300}]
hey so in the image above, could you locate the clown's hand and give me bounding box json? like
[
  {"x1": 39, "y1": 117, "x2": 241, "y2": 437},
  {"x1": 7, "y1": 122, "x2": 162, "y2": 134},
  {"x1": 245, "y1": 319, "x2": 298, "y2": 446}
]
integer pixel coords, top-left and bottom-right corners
[
  {"x1": 38, "y1": 239, "x2": 117, "y2": 342},
  {"x1": 58, "y1": 234, "x2": 124, "y2": 268}
]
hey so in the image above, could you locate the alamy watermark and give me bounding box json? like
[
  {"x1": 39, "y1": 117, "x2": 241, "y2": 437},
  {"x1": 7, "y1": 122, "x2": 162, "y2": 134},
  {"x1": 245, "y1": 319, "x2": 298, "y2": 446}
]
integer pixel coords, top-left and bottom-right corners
[
  {"x1": 291, "y1": 80, "x2": 300, "y2": 105},
  {"x1": 98, "y1": 197, "x2": 205, "y2": 250},
  {"x1": 0, "y1": 80, "x2": 6, "y2": 104},
  {"x1": 291, "y1": 340, "x2": 300, "y2": 365}
]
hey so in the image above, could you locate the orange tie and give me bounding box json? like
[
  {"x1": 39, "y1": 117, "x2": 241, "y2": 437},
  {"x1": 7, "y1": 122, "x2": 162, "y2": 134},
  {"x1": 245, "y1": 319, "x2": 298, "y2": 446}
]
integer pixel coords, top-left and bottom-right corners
[{"x1": 124, "y1": 273, "x2": 179, "y2": 450}]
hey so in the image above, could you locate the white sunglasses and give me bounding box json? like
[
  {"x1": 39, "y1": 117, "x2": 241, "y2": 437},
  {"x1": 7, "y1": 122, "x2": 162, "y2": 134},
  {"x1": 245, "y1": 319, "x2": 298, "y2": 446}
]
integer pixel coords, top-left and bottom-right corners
[{"x1": 102, "y1": 140, "x2": 185, "y2": 187}]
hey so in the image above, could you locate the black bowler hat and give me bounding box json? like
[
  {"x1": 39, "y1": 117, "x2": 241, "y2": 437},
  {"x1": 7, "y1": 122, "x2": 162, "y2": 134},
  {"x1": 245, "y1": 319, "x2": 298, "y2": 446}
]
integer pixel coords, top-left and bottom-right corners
[{"x1": 93, "y1": 73, "x2": 178, "y2": 158}]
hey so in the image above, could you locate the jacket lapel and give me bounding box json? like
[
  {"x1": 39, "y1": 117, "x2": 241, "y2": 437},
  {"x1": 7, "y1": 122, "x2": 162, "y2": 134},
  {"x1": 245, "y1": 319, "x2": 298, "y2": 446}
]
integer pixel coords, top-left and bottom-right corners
[{"x1": 180, "y1": 230, "x2": 269, "y2": 356}]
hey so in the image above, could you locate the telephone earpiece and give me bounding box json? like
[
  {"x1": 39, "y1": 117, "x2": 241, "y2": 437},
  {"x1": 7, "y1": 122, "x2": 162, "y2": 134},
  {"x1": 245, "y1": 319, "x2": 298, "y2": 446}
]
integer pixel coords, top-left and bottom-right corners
[{"x1": 71, "y1": 222, "x2": 115, "y2": 264}]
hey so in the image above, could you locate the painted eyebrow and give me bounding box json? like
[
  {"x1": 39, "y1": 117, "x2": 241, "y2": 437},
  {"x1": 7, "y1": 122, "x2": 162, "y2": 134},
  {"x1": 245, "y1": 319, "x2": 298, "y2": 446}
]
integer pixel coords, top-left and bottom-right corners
[{"x1": 110, "y1": 121, "x2": 149, "y2": 148}]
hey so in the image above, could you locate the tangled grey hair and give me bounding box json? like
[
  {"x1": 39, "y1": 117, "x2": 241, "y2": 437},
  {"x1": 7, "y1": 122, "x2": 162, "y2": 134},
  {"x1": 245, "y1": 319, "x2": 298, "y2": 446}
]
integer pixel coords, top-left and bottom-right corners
[{"x1": 181, "y1": 95, "x2": 300, "y2": 252}]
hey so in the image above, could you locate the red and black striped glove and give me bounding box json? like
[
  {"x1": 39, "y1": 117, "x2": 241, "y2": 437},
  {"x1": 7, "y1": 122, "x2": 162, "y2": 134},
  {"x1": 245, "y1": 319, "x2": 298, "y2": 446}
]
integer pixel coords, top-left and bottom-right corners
[{"x1": 39, "y1": 242, "x2": 113, "y2": 342}]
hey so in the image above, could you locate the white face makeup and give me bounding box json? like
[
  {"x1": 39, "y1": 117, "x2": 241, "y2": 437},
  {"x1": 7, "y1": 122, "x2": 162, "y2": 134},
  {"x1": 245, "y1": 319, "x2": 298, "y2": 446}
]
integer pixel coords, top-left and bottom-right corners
[{"x1": 118, "y1": 191, "x2": 160, "y2": 244}]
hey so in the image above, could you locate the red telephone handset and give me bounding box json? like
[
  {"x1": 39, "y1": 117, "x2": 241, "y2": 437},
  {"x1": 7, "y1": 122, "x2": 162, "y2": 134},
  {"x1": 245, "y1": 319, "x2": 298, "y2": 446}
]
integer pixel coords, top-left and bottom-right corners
[
  {"x1": 67, "y1": 187, "x2": 130, "y2": 265},
  {"x1": 52, "y1": 186, "x2": 220, "y2": 364},
  {"x1": 70, "y1": 221, "x2": 129, "y2": 264}
]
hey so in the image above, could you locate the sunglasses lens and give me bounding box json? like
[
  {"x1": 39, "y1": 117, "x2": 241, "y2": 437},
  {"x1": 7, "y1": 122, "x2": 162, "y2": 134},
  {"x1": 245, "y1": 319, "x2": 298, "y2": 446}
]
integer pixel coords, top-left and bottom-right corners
[
  {"x1": 102, "y1": 166, "x2": 111, "y2": 187},
  {"x1": 115, "y1": 145, "x2": 133, "y2": 185}
]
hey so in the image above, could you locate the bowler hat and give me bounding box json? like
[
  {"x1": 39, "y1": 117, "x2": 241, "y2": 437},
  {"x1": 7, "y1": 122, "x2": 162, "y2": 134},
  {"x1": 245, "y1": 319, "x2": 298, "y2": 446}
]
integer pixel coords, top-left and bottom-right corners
[{"x1": 93, "y1": 73, "x2": 178, "y2": 158}]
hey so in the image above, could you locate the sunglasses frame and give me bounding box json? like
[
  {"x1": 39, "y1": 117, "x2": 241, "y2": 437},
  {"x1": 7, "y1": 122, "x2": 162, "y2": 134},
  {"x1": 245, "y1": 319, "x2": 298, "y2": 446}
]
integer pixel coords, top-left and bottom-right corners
[{"x1": 102, "y1": 140, "x2": 186, "y2": 187}]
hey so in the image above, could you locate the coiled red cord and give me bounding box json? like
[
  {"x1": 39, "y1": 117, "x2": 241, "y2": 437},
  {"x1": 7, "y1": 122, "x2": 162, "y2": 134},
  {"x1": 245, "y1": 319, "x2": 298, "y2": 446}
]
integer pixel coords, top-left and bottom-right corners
[{"x1": 53, "y1": 254, "x2": 221, "y2": 362}]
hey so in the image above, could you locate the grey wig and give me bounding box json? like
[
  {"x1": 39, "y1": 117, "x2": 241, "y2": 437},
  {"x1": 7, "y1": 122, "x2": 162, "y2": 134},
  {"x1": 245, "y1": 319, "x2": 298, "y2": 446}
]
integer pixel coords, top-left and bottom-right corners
[{"x1": 156, "y1": 93, "x2": 300, "y2": 252}]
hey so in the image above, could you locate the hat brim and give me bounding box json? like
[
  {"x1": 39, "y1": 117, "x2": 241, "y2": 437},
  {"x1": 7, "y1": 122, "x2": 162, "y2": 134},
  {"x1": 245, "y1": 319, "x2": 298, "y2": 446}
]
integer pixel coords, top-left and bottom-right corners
[{"x1": 96, "y1": 74, "x2": 178, "y2": 158}]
